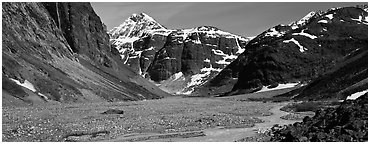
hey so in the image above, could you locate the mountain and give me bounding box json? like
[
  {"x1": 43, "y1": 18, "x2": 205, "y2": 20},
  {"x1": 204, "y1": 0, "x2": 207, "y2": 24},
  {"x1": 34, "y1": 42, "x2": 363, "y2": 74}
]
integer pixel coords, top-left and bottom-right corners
[
  {"x1": 109, "y1": 13, "x2": 252, "y2": 94},
  {"x1": 195, "y1": 6, "x2": 368, "y2": 98},
  {"x1": 2, "y1": 2, "x2": 170, "y2": 106}
]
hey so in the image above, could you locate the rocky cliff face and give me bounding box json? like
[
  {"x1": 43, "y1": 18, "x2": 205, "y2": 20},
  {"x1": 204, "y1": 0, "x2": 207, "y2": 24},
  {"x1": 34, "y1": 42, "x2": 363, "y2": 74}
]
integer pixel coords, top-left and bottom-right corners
[
  {"x1": 2, "y1": 2, "x2": 169, "y2": 106},
  {"x1": 196, "y1": 6, "x2": 368, "y2": 97},
  {"x1": 109, "y1": 14, "x2": 251, "y2": 94}
]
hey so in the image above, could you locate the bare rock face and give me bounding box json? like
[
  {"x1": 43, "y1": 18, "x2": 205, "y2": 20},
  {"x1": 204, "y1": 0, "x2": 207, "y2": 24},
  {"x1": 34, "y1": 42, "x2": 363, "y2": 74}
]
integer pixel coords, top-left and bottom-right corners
[
  {"x1": 2, "y1": 2, "x2": 169, "y2": 105},
  {"x1": 42, "y1": 2, "x2": 113, "y2": 66},
  {"x1": 197, "y1": 6, "x2": 368, "y2": 97},
  {"x1": 109, "y1": 15, "x2": 251, "y2": 94}
]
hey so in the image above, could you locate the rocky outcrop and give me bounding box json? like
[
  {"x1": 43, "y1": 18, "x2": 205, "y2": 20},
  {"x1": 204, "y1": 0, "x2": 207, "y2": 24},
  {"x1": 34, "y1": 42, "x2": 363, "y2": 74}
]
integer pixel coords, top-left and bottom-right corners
[
  {"x1": 109, "y1": 14, "x2": 251, "y2": 94},
  {"x1": 2, "y1": 2, "x2": 169, "y2": 105},
  {"x1": 101, "y1": 109, "x2": 124, "y2": 115},
  {"x1": 197, "y1": 6, "x2": 368, "y2": 97},
  {"x1": 270, "y1": 94, "x2": 368, "y2": 142}
]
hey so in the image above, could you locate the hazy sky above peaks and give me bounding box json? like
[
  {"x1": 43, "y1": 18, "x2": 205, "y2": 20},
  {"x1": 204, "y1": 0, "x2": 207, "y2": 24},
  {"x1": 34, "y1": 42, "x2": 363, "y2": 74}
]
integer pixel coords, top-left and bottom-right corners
[{"x1": 91, "y1": 2, "x2": 367, "y2": 37}]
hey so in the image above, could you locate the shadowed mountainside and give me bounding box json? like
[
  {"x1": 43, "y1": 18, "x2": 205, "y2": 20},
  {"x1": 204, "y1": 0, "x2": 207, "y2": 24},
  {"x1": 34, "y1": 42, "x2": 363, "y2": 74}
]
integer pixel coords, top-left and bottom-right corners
[
  {"x1": 195, "y1": 6, "x2": 367, "y2": 99},
  {"x1": 2, "y1": 2, "x2": 170, "y2": 106}
]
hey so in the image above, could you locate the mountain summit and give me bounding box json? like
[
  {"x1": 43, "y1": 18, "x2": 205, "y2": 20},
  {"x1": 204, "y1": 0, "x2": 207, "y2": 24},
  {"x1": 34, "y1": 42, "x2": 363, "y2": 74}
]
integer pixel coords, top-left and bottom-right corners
[{"x1": 109, "y1": 13, "x2": 165, "y2": 39}]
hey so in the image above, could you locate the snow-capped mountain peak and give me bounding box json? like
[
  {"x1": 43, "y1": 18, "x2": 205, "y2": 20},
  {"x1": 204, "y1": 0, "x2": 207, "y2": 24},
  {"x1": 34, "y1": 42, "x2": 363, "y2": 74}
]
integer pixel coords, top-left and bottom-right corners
[
  {"x1": 129, "y1": 13, "x2": 160, "y2": 24},
  {"x1": 108, "y1": 13, "x2": 169, "y2": 60},
  {"x1": 289, "y1": 11, "x2": 320, "y2": 29},
  {"x1": 296, "y1": 11, "x2": 317, "y2": 25},
  {"x1": 108, "y1": 12, "x2": 165, "y2": 39},
  {"x1": 108, "y1": 13, "x2": 253, "y2": 95}
]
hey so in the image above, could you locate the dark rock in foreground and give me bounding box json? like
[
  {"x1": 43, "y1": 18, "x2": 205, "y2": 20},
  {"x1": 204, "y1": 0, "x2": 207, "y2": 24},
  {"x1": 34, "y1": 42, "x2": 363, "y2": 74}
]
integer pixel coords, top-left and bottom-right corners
[
  {"x1": 101, "y1": 109, "x2": 124, "y2": 115},
  {"x1": 270, "y1": 94, "x2": 368, "y2": 142}
]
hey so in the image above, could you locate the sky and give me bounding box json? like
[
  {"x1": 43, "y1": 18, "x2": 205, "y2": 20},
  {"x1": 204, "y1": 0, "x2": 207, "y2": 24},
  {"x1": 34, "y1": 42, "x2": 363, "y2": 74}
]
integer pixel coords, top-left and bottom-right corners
[{"x1": 91, "y1": 2, "x2": 367, "y2": 37}]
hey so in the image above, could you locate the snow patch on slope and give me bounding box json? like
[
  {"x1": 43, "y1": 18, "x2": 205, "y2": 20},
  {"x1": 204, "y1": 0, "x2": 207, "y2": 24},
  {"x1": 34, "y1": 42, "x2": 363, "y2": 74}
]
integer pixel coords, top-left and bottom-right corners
[
  {"x1": 181, "y1": 26, "x2": 249, "y2": 42},
  {"x1": 289, "y1": 11, "x2": 317, "y2": 30},
  {"x1": 318, "y1": 20, "x2": 328, "y2": 23},
  {"x1": 147, "y1": 29, "x2": 174, "y2": 36},
  {"x1": 183, "y1": 64, "x2": 222, "y2": 95},
  {"x1": 212, "y1": 49, "x2": 238, "y2": 65},
  {"x1": 325, "y1": 13, "x2": 334, "y2": 19},
  {"x1": 256, "y1": 83, "x2": 300, "y2": 93},
  {"x1": 235, "y1": 38, "x2": 245, "y2": 54},
  {"x1": 347, "y1": 90, "x2": 368, "y2": 100},
  {"x1": 172, "y1": 72, "x2": 185, "y2": 81},
  {"x1": 10, "y1": 78, "x2": 36, "y2": 92},
  {"x1": 265, "y1": 27, "x2": 285, "y2": 37},
  {"x1": 283, "y1": 38, "x2": 308, "y2": 52},
  {"x1": 292, "y1": 29, "x2": 317, "y2": 39},
  {"x1": 351, "y1": 15, "x2": 368, "y2": 25}
]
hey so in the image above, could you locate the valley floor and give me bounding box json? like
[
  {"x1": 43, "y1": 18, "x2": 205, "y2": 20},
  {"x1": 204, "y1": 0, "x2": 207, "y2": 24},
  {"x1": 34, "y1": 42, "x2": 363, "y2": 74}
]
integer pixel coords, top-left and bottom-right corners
[{"x1": 2, "y1": 95, "x2": 310, "y2": 142}]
